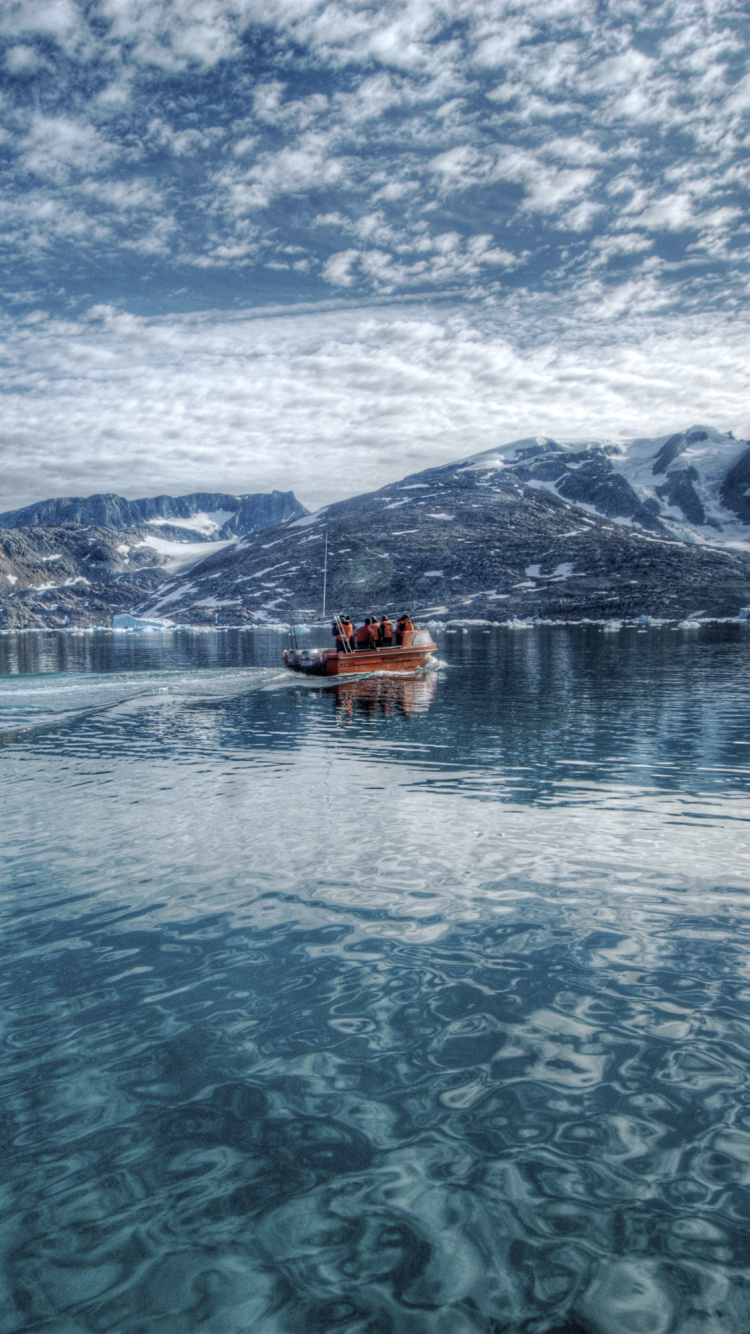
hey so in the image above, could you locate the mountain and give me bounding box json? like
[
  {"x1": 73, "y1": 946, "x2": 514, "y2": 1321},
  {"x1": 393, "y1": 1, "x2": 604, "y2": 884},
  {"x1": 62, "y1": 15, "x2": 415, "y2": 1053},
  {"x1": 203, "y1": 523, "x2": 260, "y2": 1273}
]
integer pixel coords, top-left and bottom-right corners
[
  {"x1": 3, "y1": 428, "x2": 750, "y2": 630},
  {"x1": 131, "y1": 425, "x2": 750, "y2": 628},
  {"x1": 0, "y1": 488, "x2": 307, "y2": 629},
  {"x1": 0, "y1": 525, "x2": 167, "y2": 629},
  {"x1": 465, "y1": 425, "x2": 750, "y2": 544},
  {"x1": 0, "y1": 490, "x2": 306, "y2": 540}
]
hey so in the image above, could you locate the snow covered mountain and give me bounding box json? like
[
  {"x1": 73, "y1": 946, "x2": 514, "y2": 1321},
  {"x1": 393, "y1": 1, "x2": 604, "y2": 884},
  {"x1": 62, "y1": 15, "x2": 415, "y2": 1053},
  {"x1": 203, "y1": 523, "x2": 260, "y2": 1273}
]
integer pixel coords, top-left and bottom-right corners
[
  {"x1": 4, "y1": 428, "x2": 750, "y2": 629},
  {"x1": 461, "y1": 426, "x2": 750, "y2": 547},
  {"x1": 0, "y1": 525, "x2": 172, "y2": 629},
  {"x1": 130, "y1": 425, "x2": 750, "y2": 629},
  {"x1": 0, "y1": 489, "x2": 306, "y2": 540},
  {"x1": 0, "y1": 488, "x2": 307, "y2": 628}
]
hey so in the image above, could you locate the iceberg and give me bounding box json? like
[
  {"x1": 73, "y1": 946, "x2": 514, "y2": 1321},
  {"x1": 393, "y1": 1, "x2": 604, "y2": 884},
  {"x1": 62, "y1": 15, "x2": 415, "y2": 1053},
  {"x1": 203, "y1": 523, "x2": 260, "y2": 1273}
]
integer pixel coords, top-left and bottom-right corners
[{"x1": 111, "y1": 614, "x2": 174, "y2": 632}]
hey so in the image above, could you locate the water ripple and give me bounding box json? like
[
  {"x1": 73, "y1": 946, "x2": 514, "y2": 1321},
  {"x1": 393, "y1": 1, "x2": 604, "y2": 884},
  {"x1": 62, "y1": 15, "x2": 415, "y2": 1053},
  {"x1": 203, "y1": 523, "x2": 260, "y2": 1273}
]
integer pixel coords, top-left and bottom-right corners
[{"x1": 1, "y1": 626, "x2": 750, "y2": 1331}]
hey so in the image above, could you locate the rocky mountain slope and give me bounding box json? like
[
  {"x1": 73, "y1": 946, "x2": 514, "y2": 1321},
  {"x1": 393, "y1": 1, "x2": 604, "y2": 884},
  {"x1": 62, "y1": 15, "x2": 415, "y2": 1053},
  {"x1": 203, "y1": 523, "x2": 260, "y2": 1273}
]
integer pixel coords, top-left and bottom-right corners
[
  {"x1": 0, "y1": 489, "x2": 305, "y2": 541},
  {"x1": 0, "y1": 525, "x2": 168, "y2": 629},
  {"x1": 4, "y1": 427, "x2": 750, "y2": 630},
  {"x1": 0, "y1": 489, "x2": 307, "y2": 629},
  {"x1": 464, "y1": 426, "x2": 750, "y2": 544},
  {"x1": 131, "y1": 426, "x2": 750, "y2": 628}
]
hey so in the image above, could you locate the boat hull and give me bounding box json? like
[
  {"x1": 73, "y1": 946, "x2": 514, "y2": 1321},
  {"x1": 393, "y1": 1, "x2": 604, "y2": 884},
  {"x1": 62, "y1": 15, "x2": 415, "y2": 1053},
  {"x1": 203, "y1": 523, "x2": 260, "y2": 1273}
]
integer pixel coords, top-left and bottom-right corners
[{"x1": 324, "y1": 644, "x2": 435, "y2": 675}]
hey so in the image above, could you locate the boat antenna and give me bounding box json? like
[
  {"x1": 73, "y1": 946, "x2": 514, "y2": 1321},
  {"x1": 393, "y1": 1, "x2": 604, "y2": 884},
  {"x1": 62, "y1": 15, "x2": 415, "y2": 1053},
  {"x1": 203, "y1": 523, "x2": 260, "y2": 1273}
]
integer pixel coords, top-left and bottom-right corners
[{"x1": 322, "y1": 528, "x2": 328, "y2": 618}]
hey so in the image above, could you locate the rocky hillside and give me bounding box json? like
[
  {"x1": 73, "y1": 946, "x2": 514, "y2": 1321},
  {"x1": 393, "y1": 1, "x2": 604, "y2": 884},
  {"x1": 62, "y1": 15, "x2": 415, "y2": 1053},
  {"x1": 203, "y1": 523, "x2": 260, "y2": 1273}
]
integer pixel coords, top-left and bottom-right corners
[
  {"x1": 0, "y1": 489, "x2": 306, "y2": 540},
  {"x1": 0, "y1": 525, "x2": 168, "y2": 629},
  {"x1": 4, "y1": 427, "x2": 750, "y2": 629},
  {"x1": 464, "y1": 426, "x2": 750, "y2": 544},
  {"x1": 131, "y1": 427, "x2": 750, "y2": 627},
  {"x1": 0, "y1": 488, "x2": 307, "y2": 629}
]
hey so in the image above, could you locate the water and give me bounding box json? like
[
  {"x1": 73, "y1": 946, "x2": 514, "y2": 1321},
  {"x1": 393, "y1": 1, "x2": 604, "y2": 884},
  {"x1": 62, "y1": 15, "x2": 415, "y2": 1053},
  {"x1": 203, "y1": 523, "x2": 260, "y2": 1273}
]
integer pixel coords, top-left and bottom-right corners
[{"x1": 1, "y1": 623, "x2": 750, "y2": 1334}]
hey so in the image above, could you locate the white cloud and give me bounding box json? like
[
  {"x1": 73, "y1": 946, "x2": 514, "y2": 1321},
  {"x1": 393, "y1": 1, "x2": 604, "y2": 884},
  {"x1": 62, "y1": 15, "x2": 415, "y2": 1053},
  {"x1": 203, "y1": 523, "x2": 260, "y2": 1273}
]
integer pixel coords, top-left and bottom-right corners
[
  {"x1": 147, "y1": 119, "x2": 225, "y2": 157},
  {"x1": 592, "y1": 232, "x2": 654, "y2": 264},
  {"x1": 429, "y1": 144, "x2": 485, "y2": 190},
  {"x1": 20, "y1": 114, "x2": 116, "y2": 182},
  {"x1": 522, "y1": 166, "x2": 595, "y2": 213},
  {"x1": 471, "y1": 21, "x2": 535, "y2": 69},
  {"x1": 0, "y1": 0, "x2": 748, "y2": 447},
  {"x1": 630, "y1": 192, "x2": 695, "y2": 231},
  {"x1": 319, "y1": 226, "x2": 521, "y2": 290},
  {"x1": 78, "y1": 177, "x2": 164, "y2": 211},
  {"x1": 4, "y1": 43, "x2": 46, "y2": 74},
  {"x1": 97, "y1": 0, "x2": 241, "y2": 70},
  {"x1": 372, "y1": 179, "x2": 419, "y2": 201},
  {"x1": 217, "y1": 134, "x2": 351, "y2": 212},
  {"x1": 561, "y1": 200, "x2": 604, "y2": 231},
  {"x1": 322, "y1": 249, "x2": 360, "y2": 285},
  {"x1": 3, "y1": 298, "x2": 750, "y2": 513},
  {"x1": 0, "y1": 0, "x2": 82, "y2": 45}
]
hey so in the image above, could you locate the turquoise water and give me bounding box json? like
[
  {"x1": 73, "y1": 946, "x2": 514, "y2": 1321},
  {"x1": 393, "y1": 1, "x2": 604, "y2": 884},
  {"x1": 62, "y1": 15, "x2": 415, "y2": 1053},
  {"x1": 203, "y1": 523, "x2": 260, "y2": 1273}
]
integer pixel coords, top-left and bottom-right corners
[{"x1": 1, "y1": 624, "x2": 750, "y2": 1333}]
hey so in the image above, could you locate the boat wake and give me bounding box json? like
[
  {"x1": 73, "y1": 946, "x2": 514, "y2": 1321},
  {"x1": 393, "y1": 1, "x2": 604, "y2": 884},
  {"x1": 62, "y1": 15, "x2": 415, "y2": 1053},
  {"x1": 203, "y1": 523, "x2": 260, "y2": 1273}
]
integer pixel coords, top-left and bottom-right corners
[{"x1": 0, "y1": 666, "x2": 284, "y2": 739}]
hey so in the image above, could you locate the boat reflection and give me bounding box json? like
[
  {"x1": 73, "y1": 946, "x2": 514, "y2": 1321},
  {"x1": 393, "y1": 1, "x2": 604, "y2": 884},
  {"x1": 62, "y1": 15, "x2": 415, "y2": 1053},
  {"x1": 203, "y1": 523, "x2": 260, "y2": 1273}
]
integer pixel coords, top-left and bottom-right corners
[{"x1": 329, "y1": 672, "x2": 437, "y2": 719}]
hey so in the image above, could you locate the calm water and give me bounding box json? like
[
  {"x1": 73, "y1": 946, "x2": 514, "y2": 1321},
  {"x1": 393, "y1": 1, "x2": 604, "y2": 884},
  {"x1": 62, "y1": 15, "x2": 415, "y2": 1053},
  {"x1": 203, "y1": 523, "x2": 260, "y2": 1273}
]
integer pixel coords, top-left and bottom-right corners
[{"x1": 1, "y1": 624, "x2": 750, "y2": 1334}]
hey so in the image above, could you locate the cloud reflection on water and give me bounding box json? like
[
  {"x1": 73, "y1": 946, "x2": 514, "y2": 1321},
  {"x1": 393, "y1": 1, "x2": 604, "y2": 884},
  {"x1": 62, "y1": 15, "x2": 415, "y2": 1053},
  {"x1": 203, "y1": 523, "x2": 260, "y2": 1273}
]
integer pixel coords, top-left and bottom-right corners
[{"x1": 0, "y1": 627, "x2": 750, "y2": 1330}]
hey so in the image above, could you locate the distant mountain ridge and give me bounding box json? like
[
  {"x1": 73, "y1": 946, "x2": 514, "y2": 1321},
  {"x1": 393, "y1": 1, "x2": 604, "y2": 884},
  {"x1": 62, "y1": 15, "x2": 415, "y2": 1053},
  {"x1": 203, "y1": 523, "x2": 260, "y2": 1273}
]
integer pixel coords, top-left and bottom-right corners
[
  {"x1": 463, "y1": 426, "x2": 750, "y2": 543},
  {"x1": 0, "y1": 490, "x2": 307, "y2": 540}
]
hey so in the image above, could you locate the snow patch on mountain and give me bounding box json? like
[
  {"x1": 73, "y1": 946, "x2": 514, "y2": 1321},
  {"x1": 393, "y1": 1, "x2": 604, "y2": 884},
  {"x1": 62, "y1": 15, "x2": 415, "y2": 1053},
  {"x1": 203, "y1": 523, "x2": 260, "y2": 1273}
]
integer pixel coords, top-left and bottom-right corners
[
  {"x1": 288, "y1": 508, "x2": 328, "y2": 529},
  {"x1": 137, "y1": 535, "x2": 235, "y2": 573},
  {"x1": 148, "y1": 510, "x2": 236, "y2": 536}
]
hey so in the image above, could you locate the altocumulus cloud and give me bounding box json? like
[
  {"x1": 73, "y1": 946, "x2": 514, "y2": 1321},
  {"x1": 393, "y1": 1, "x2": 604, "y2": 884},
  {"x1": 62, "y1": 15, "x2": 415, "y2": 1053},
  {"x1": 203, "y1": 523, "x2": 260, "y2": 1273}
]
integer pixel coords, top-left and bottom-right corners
[
  {"x1": 4, "y1": 303, "x2": 750, "y2": 511},
  {"x1": 0, "y1": 0, "x2": 749, "y2": 507}
]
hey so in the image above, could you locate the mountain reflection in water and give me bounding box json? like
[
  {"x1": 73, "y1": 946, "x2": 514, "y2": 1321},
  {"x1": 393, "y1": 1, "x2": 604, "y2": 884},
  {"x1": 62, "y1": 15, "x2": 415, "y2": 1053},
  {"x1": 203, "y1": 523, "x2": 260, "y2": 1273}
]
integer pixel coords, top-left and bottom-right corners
[{"x1": 0, "y1": 624, "x2": 749, "y2": 1333}]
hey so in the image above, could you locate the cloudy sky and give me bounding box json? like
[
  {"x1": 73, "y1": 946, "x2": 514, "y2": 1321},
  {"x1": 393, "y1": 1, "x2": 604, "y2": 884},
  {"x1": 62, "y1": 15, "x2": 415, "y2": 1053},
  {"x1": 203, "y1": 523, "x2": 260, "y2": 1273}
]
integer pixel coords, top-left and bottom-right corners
[{"x1": 2, "y1": 0, "x2": 750, "y2": 511}]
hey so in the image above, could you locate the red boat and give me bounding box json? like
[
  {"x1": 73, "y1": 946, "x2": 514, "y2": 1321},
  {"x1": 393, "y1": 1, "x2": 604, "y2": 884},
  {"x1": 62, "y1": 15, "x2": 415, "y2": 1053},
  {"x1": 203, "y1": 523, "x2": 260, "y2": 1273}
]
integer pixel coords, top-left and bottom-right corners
[{"x1": 284, "y1": 626, "x2": 437, "y2": 676}]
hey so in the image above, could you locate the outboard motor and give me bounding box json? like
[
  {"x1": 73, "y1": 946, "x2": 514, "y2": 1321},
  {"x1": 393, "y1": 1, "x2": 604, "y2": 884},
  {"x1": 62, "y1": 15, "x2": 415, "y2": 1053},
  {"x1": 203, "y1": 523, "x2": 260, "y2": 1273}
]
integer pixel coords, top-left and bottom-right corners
[{"x1": 299, "y1": 648, "x2": 324, "y2": 675}]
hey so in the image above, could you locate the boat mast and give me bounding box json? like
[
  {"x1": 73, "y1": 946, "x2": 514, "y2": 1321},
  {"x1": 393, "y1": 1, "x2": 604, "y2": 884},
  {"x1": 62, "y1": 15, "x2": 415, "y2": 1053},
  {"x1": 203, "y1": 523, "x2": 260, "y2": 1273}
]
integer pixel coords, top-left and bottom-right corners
[{"x1": 322, "y1": 529, "x2": 328, "y2": 618}]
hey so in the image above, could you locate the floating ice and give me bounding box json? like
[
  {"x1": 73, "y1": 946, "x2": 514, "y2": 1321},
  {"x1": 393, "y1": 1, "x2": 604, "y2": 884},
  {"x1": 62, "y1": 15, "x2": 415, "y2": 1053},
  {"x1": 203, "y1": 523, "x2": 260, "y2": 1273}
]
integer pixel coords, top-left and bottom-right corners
[{"x1": 111, "y1": 614, "x2": 174, "y2": 632}]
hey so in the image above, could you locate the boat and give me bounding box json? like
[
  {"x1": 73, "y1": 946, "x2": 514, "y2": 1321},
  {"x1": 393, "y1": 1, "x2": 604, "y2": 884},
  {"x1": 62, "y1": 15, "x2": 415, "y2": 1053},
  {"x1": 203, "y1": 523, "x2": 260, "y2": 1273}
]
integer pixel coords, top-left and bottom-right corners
[
  {"x1": 283, "y1": 540, "x2": 436, "y2": 676},
  {"x1": 284, "y1": 619, "x2": 437, "y2": 677}
]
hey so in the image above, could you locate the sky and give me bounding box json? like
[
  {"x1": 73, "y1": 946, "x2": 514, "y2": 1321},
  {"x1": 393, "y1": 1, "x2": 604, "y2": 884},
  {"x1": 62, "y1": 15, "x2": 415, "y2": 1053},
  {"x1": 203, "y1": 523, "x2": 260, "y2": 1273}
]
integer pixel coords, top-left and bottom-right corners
[{"x1": 1, "y1": 0, "x2": 750, "y2": 512}]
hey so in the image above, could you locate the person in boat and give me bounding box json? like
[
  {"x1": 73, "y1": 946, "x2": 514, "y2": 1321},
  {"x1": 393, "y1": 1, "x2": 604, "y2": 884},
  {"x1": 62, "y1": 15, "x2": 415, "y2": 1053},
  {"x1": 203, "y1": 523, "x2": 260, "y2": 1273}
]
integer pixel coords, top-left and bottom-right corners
[
  {"x1": 396, "y1": 613, "x2": 415, "y2": 645},
  {"x1": 355, "y1": 617, "x2": 378, "y2": 650},
  {"x1": 378, "y1": 614, "x2": 393, "y2": 646},
  {"x1": 333, "y1": 625, "x2": 346, "y2": 652},
  {"x1": 333, "y1": 616, "x2": 354, "y2": 651}
]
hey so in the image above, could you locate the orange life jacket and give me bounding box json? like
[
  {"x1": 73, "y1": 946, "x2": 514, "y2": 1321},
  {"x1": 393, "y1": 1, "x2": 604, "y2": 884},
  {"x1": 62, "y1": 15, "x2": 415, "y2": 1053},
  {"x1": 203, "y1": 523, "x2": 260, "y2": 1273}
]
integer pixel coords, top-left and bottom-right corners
[
  {"x1": 355, "y1": 623, "x2": 374, "y2": 646},
  {"x1": 401, "y1": 618, "x2": 415, "y2": 636},
  {"x1": 380, "y1": 619, "x2": 393, "y2": 638}
]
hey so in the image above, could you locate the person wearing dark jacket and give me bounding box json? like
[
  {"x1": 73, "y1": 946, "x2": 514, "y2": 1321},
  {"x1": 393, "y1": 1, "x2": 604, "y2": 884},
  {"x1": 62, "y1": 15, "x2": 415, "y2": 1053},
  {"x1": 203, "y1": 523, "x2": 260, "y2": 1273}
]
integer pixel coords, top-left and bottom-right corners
[
  {"x1": 378, "y1": 615, "x2": 393, "y2": 646},
  {"x1": 332, "y1": 621, "x2": 346, "y2": 651},
  {"x1": 334, "y1": 616, "x2": 354, "y2": 650},
  {"x1": 396, "y1": 614, "x2": 414, "y2": 645}
]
